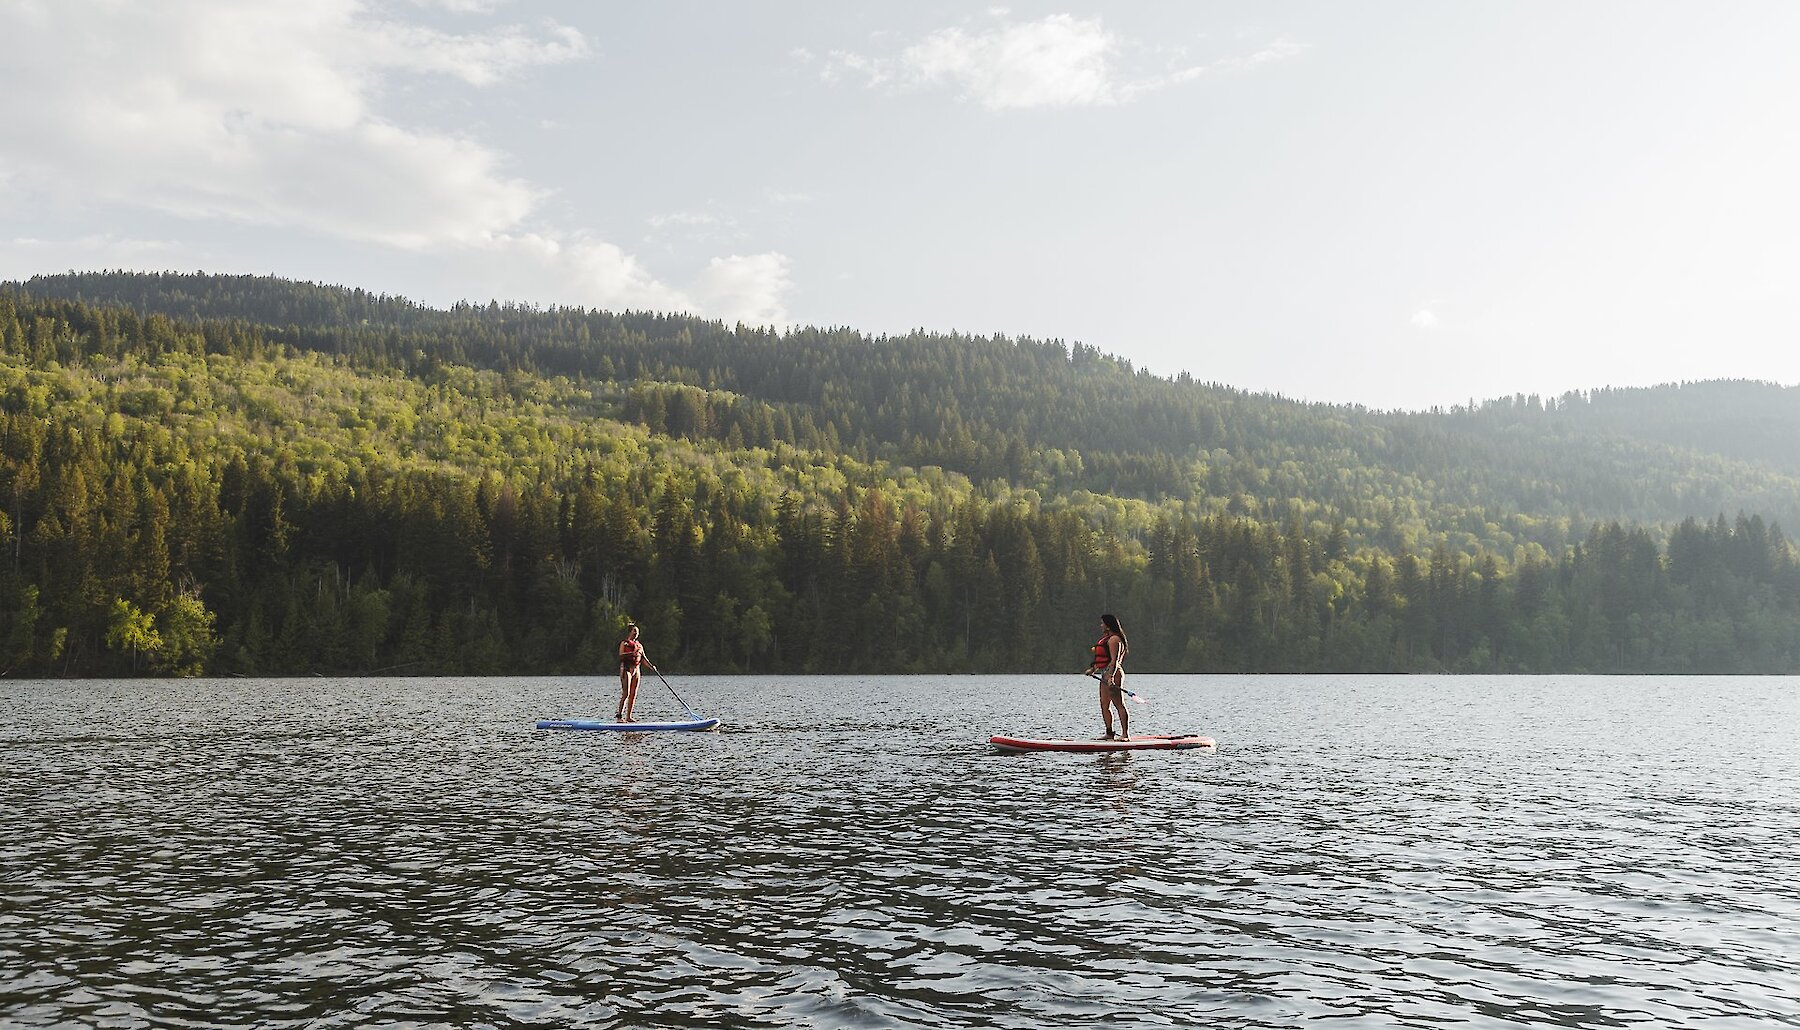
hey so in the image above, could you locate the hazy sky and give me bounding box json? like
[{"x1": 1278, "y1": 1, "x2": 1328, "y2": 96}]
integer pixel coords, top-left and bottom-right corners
[{"x1": 3, "y1": 1, "x2": 1798, "y2": 410}]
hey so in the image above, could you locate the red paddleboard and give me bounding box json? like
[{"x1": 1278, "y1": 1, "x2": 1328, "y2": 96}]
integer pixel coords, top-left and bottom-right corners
[{"x1": 989, "y1": 733, "x2": 1215, "y2": 753}]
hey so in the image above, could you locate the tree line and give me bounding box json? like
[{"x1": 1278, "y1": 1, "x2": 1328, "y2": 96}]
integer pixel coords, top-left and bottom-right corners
[{"x1": 4, "y1": 277, "x2": 1800, "y2": 676}]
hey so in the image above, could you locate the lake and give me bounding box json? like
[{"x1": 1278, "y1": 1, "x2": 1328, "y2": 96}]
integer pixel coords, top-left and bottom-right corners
[{"x1": 3, "y1": 675, "x2": 1798, "y2": 1028}]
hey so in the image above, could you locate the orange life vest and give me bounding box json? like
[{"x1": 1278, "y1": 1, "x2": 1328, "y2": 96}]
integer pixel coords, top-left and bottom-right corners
[{"x1": 1091, "y1": 635, "x2": 1113, "y2": 669}]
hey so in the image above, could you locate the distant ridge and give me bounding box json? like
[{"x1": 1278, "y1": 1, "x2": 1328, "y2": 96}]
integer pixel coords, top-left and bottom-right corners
[{"x1": 14, "y1": 269, "x2": 1800, "y2": 514}]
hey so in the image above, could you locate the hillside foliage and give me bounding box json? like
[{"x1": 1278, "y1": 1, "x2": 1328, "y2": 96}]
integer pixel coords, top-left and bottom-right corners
[{"x1": 4, "y1": 272, "x2": 1800, "y2": 676}]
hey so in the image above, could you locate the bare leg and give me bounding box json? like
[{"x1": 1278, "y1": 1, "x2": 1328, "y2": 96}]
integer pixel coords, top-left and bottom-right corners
[
  {"x1": 622, "y1": 670, "x2": 641, "y2": 721},
  {"x1": 1101, "y1": 670, "x2": 1129, "y2": 739},
  {"x1": 616, "y1": 667, "x2": 630, "y2": 720}
]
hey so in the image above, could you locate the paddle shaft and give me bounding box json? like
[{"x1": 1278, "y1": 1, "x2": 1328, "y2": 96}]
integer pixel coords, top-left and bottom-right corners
[
  {"x1": 646, "y1": 663, "x2": 696, "y2": 715},
  {"x1": 1087, "y1": 667, "x2": 1147, "y2": 703}
]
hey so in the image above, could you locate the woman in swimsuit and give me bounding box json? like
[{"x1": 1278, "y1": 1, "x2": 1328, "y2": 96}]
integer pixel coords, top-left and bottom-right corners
[
  {"x1": 1089, "y1": 613, "x2": 1130, "y2": 739},
  {"x1": 616, "y1": 623, "x2": 650, "y2": 722}
]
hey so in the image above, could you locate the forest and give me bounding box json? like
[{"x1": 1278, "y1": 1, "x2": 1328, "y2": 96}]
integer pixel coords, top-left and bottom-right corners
[{"x1": 4, "y1": 271, "x2": 1800, "y2": 676}]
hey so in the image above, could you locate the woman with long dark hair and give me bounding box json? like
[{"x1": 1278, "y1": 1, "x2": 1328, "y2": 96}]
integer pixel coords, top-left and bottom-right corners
[{"x1": 1088, "y1": 613, "x2": 1130, "y2": 739}]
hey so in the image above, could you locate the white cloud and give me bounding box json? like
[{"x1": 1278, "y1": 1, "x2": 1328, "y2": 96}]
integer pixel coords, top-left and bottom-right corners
[
  {"x1": 0, "y1": 0, "x2": 574, "y2": 246},
  {"x1": 818, "y1": 13, "x2": 1303, "y2": 110},
  {"x1": 473, "y1": 233, "x2": 687, "y2": 312},
  {"x1": 0, "y1": 0, "x2": 793, "y2": 323},
  {"x1": 689, "y1": 254, "x2": 793, "y2": 325},
  {"x1": 821, "y1": 50, "x2": 892, "y2": 88},
  {"x1": 451, "y1": 237, "x2": 790, "y2": 326},
  {"x1": 353, "y1": 20, "x2": 588, "y2": 87},
  {"x1": 904, "y1": 15, "x2": 1118, "y2": 109},
  {"x1": 405, "y1": 0, "x2": 511, "y2": 15},
  {"x1": 1411, "y1": 308, "x2": 1441, "y2": 330}
]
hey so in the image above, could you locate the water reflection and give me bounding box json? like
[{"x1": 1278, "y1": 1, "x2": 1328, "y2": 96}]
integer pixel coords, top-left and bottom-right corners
[
  {"x1": 1091, "y1": 752, "x2": 1138, "y2": 805},
  {"x1": 2, "y1": 675, "x2": 1799, "y2": 1029}
]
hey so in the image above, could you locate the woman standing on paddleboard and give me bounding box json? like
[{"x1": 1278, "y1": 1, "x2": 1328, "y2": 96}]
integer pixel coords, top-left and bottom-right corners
[
  {"x1": 1090, "y1": 614, "x2": 1130, "y2": 739},
  {"x1": 616, "y1": 623, "x2": 654, "y2": 722}
]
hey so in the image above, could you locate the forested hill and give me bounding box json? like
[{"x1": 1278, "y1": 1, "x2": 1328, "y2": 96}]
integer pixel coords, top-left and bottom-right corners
[
  {"x1": 4, "y1": 270, "x2": 1800, "y2": 678},
  {"x1": 20, "y1": 271, "x2": 1800, "y2": 540}
]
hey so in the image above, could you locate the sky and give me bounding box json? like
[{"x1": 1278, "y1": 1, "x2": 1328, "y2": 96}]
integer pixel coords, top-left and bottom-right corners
[{"x1": 3, "y1": 1, "x2": 1799, "y2": 411}]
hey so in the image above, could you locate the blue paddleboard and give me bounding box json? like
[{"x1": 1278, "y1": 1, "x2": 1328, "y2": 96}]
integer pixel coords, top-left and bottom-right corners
[{"x1": 536, "y1": 716, "x2": 721, "y2": 732}]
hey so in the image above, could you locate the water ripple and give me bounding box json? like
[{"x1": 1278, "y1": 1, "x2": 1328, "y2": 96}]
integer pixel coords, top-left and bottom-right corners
[{"x1": 4, "y1": 675, "x2": 1800, "y2": 1028}]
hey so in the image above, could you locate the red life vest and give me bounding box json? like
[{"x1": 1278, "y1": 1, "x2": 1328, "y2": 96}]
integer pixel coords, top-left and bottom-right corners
[
  {"x1": 619, "y1": 639, "x2": 644, "y2": 669},
  {"x1": 1091, "y1": 635, "x2": 1112, "y2": 669}
]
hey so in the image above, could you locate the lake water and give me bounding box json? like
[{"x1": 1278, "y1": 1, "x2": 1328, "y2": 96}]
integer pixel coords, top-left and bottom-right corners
[{"x1": 3, "y1": 675, "x2": 1798, "y2": 1029}]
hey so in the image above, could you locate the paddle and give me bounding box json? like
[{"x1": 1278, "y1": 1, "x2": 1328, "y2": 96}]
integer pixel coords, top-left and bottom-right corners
[
  {"x1": 1086, "y1": 667, "x2": 1148, "y2": 704},
  {"x1": 645, "y1": 662, "x2": 700, "y2": 717}
]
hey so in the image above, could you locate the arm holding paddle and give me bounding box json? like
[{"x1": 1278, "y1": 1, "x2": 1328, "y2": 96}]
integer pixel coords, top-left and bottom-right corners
[{"x1": 1085, "y1": 666, "x2": 1147, "y2": 704}]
